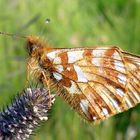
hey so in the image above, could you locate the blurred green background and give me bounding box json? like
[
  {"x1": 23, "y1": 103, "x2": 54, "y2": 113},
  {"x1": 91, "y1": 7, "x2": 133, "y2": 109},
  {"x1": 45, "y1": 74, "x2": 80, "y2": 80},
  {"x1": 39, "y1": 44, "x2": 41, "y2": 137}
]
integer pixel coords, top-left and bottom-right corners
[{"x1": 0, "y1": 0, "x2": 140, "y2": 140}]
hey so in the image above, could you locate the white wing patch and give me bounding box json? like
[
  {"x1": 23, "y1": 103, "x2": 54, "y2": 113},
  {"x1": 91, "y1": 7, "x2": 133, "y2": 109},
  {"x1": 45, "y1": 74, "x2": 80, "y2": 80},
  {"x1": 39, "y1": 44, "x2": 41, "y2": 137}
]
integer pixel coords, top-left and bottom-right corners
[
  {"x1": 46, "y1": 50, "x2": 60, "y2": 61},
  {"x1": 110, "y1": 99, "x2": 120, "y2": 112},
  {"x1": 118, "y1": 73, "x2": 127, "y2": 85},
  {"x1": 112, "y1": 51, "x2": 122, "y2": 60},
  {"x1": 92, "y1": 58, "x2": 101, "y2": 66},
  {"x1": 64, "y1": 81, "x2": 80, "y2": 94},
  {"x1": 114, "y1": 59, "x2": 126, "y2": 73},
  {"x1": 53, "y1": 72, "x2": 62, "y2": 81},
  {"x1": 74, "y1": 65, "x2": 88, "y2": 82},
  {"x1": 80, "y1": 99, "x2": 90, "y2": 117},
  {"x1": 102, "y1": 108, "x2": 109, "y2": 116},
  {"x1": 92, "y1": 48, "x2": 106, "y2": 57},
  {"x1": 67, "y1": 50, "x2": 84, "y2": 63},
  {"x1": 116, "y1": 88, "x2": 124, "y2": 97},
  {"x1": 53, "y1": 57, "x2": 61, "y2": 64},
  {"x1": 55, "y1": 65, "x2": 64, "y2": 73}
]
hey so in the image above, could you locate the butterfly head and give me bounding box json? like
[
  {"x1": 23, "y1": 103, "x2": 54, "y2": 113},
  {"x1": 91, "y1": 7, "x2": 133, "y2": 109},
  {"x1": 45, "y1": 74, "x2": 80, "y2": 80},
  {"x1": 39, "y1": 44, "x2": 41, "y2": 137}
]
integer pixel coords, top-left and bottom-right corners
[
  {"x1": 26, "y1": 35, "x2": 53, "y2": 82},
  {"x1": 26, "y1": 36, "x2": 43, "y2": 56}
]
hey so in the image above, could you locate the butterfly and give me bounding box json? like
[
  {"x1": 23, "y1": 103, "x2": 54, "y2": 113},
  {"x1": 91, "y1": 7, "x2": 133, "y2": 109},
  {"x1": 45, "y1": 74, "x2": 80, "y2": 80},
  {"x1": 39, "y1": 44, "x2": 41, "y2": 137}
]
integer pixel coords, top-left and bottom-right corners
[{"x1": 6, "y1": 34, "x2": 140, "y2": 122}]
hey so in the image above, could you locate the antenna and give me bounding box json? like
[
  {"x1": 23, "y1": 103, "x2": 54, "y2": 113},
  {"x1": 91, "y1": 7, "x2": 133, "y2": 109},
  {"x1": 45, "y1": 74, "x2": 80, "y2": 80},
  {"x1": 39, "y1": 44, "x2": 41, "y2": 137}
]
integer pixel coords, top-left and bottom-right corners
[
  {"x1": 38, "y1": 18, "x2": 51, "y2": 38},
  {"x1": 0, "y1": 31, "x2": 27, "y2": 39}
]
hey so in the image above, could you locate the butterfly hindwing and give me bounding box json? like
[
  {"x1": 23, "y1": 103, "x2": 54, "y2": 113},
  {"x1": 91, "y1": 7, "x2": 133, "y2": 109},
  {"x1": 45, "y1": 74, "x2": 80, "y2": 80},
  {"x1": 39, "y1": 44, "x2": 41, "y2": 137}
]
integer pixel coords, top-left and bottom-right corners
[{"x1": 43, "y1": 47, "x2": 140, "y2": 122}]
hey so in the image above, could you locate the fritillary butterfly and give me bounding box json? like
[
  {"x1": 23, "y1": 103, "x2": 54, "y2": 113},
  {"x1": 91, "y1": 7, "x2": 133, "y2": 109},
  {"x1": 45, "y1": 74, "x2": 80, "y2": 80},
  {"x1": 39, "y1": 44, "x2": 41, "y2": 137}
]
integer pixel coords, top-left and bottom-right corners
[{"x1": 26, "y1": 36, "x2": 140, "y2": 122}]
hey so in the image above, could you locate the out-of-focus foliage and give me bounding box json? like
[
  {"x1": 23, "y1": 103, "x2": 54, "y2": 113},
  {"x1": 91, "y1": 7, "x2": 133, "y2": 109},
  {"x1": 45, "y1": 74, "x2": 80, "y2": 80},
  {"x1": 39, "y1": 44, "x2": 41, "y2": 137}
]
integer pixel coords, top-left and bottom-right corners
[{"x1": 0, "y1": 0, "x2": 139, "y2": 140}]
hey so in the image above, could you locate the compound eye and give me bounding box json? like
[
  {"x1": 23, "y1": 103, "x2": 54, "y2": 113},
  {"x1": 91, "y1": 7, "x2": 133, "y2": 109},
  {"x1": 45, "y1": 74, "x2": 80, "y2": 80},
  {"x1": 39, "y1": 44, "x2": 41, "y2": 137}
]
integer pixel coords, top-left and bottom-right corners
[
  {"x1": 26, "y1": 36, "x2": 40, "y2": 56},
  {"x1": 26, "y1": 40, "x2": 39, "y2": 56}
]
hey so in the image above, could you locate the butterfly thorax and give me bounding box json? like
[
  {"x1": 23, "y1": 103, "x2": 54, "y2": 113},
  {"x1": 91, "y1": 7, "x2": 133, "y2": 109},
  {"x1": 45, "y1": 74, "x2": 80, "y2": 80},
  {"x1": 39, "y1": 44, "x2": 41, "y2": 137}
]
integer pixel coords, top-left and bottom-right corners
[{"x1": 26, "y1": 36, "x2": 54, "y2": 82}]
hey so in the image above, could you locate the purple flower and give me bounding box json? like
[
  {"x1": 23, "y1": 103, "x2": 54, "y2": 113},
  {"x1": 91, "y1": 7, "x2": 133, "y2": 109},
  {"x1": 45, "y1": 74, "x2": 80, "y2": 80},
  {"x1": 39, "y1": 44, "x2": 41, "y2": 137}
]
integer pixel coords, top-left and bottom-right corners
[{"x1": 0, "y1": 87, "x2": 55, "y2": 140}]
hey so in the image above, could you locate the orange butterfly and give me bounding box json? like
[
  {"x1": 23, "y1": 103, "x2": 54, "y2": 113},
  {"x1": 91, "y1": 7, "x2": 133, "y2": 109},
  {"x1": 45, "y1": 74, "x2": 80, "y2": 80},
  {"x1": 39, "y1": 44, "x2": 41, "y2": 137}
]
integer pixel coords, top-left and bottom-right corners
[{"x1": 26, "y1": 36, "x2": 140, "y2": 122}]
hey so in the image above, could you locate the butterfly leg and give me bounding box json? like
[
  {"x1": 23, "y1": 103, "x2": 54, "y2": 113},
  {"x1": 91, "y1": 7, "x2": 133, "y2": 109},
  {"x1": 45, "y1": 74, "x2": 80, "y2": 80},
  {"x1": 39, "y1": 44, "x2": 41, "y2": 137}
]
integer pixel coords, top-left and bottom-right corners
[
  {"x1": 24, "y1": 62, "x2": 32, "y2": 89},
  {"x1": 41, "y1": 71, "x2": 51, "y2": 96},
  {"x1": 25, "y1": 61, "x2": 37, "y2": 89}
]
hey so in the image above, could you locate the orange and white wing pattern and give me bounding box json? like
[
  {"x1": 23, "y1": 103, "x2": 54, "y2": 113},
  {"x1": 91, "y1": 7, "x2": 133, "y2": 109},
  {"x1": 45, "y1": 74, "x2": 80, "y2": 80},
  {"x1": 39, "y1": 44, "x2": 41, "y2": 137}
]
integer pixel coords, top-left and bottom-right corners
[{"x1": 43, "y1": 46, "x2": 140, "y2": 122}]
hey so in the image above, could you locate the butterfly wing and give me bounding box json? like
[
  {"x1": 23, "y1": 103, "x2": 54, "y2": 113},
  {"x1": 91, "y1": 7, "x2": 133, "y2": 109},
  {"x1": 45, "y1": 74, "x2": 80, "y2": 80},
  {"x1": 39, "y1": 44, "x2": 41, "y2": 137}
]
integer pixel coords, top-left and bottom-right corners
[
  {"x1": 122, "y1": 52, "x2": 140, "y2": 105},
  {"x1": 45, "y1": 47, "x2": 140, "y2": 122}
]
